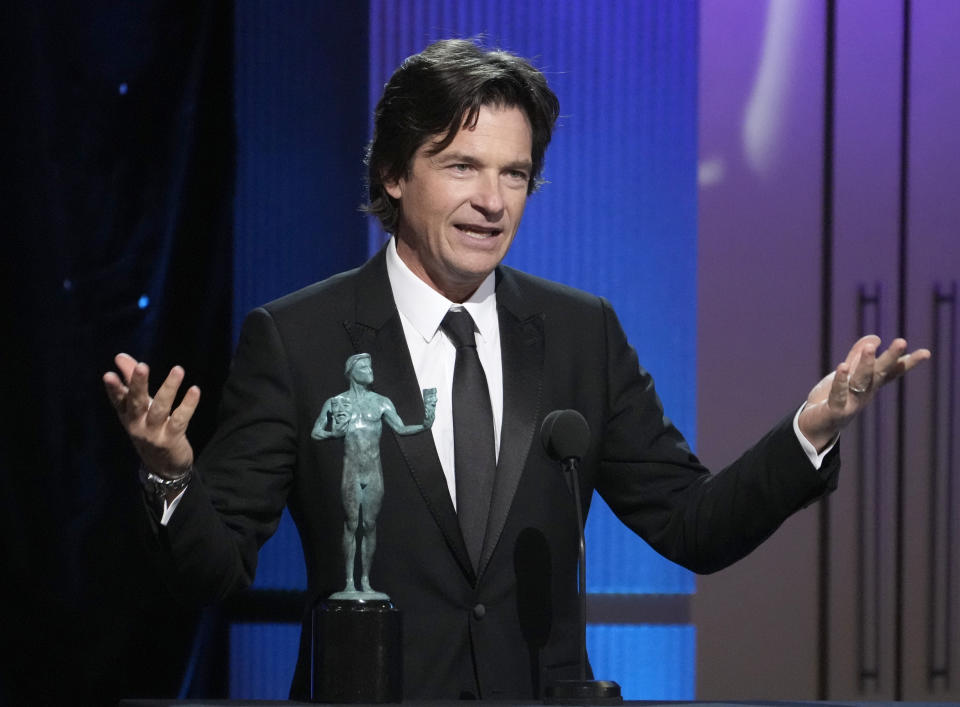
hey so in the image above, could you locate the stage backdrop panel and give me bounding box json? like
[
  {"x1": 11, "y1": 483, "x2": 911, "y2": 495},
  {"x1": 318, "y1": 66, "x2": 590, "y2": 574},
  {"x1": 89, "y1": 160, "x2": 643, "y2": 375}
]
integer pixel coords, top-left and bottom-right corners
[{"x1": 367, "y1": 0, "x2": 699, "y2": 700}]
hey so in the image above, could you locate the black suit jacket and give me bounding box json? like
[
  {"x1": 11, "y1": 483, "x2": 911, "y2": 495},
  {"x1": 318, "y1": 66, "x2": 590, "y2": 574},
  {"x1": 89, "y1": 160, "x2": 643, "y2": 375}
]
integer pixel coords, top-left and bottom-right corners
[{"x1": 153, "y1": 248, "x2": 839, "y2": 699}]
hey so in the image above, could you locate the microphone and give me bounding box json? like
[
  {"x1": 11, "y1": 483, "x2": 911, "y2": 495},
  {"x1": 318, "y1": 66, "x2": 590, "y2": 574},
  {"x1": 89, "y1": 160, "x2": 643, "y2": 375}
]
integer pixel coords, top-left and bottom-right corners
[
  {"x1": 540, "y1": 409, "x2": 590, "y2": 464},
  {"x1": 540, "y1": 410, "x2": 621, "y2": 705}
]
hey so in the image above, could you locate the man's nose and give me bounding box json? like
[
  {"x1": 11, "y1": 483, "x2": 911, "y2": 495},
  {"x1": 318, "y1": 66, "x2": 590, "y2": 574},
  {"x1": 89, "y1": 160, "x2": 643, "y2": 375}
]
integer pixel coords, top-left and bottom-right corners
[{"x1": 471, "y1": 173, "x2": 504, "y2": 219}]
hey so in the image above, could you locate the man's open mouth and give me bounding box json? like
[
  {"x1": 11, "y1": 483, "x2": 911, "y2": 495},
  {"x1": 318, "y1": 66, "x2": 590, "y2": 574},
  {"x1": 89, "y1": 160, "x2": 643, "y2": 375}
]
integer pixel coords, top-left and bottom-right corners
[{"x1": 455, "y1": 224, "x2": 502, "y2": 238}]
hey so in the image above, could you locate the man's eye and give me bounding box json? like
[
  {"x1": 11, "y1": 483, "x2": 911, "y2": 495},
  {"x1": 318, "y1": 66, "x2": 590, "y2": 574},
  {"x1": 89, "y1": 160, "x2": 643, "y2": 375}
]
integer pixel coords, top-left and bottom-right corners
[
  {"x1": 508, "y1": 170, "x2": 529, "y2": 180},
  {"x1": 451, "y1": 163, "x2": 471, "y2": 172}
]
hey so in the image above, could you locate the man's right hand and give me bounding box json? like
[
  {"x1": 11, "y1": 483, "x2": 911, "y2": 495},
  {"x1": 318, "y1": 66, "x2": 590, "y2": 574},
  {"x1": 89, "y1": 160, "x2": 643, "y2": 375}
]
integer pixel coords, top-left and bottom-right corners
[{"x1": 103, "y1": 353, "x2": 200, "y2": 479}]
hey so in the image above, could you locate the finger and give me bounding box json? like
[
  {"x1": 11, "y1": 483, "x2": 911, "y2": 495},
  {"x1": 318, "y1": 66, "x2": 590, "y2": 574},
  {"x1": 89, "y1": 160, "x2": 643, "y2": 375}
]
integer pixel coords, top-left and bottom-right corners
[
  {"x1": 114, "y1": 353, "x2": 139, "y2": 384},
  {"x1": 883, "y1": 347, "x2": 932, "y2": 381},
  {"x1": 874, "y1": 338, "x2": 908, "y2": 383},
  {"x1": 146, "y1": 366, "x2": 185, "y2": 426},
  {"x1": 848, "y1": 343, "x2": 877, "y2": 393},
  {"x1": 902, "y1": 348, "x2": 932, "y2": 371},
  {"x1": 843, "y1": 334, "x2": 881, "y2": 369},
  {"x1": 828, "y1": 363, "x2": 850, "y2": 410},
  {"x1": 102, "y1": 371, "x2": 129, "y2": 409},
  {"x1": 126, "y1": 362, "x2": 152, "y2": 418},
  {"x1": 168, "y1": 385, "x2": 201, "y2": 433}
]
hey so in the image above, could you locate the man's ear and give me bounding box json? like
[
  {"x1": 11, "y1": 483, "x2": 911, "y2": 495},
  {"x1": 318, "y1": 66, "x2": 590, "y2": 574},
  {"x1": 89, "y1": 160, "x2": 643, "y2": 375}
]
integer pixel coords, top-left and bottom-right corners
[{"x1": 384, "y1": 175, "x2": 402, "y2": 200}]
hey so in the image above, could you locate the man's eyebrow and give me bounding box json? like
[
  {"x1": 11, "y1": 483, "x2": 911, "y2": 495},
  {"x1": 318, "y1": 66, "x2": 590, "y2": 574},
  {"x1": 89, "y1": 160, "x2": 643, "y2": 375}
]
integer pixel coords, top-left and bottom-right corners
[
  {"x1": 434, "y1": 151, "x2": 479, "y2": 164},
  {"x1": 435, "y1": 151, "x2": 533, "y2": 172},
  {"x1": 505, "y1": 158, "x2": 534, "y2": 173}
]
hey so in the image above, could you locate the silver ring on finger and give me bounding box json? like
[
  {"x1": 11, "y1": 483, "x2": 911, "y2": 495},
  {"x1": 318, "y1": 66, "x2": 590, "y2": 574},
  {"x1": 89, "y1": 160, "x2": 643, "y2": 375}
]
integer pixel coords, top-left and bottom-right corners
[{"x1": 848, "y1": 382, "x2": 869, "y2": 394}]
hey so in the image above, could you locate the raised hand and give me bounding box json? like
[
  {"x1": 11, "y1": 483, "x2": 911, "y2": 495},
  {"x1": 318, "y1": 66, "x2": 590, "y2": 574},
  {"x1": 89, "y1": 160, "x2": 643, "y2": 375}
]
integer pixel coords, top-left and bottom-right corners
[
  {"x1": 798, "y1": 335, "x2": 931, "y2": 452},
  {"x1": 102, "y1": 353, "x2": 200, "y2": 479}
]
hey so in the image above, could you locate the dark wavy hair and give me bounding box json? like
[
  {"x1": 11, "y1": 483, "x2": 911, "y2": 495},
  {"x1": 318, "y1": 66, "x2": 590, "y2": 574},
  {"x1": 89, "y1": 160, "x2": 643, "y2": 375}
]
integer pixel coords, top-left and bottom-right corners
[{"x1": 364, "y1": 38, "x2": 560, "y2": 234}]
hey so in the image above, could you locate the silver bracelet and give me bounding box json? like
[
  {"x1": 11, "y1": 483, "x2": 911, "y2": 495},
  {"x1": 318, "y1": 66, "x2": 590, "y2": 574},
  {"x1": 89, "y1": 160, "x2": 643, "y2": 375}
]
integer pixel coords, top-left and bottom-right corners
[{"x1": 138, "y1": 464, "x2": 193, "y2": 498}]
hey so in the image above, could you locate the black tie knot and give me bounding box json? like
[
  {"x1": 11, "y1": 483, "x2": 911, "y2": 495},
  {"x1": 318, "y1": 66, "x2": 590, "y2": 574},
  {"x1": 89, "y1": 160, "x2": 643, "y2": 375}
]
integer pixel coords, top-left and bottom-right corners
[{"x1": 442, "y1": 309, "x2": 478, "y2": 349}]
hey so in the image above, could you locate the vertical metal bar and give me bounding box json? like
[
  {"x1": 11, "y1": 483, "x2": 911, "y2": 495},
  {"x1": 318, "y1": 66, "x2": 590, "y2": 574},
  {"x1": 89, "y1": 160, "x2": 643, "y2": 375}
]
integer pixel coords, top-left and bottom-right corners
[
  {"x1": 818, "y1": 0, "x2": 838, "y2": 698},
  {"x1": 872, "y1": 300, "x2": 885, "y2": 692},
  {"x1": 929, "y1": 282, "x2": 957, "y2": 689},
  {"x1": 857, "y1": 283, "x2": 883, "y2": 691},
  {"x1": 928, "y1": 286, "x2": 940, "y2": 690},
  {"x1": 893, "y1": 1, "x2": 912, "y2": 697},
  {"x1": 948, "y1": 282, "x2": 957, "y2": 690},
  {"x1": 857, "y1": 286, "x2": 867, "y2": 691}
]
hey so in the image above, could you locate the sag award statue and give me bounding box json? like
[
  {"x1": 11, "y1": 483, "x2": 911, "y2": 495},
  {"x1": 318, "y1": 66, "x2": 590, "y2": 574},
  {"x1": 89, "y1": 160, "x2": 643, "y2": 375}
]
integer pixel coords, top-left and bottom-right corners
[{"x1": 308, "y1": 352, "x2": 436, "y2": 703}]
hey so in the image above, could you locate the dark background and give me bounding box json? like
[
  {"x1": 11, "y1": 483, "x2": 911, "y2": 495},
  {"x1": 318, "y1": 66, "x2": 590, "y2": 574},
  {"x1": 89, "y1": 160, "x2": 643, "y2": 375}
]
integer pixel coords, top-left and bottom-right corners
[
  {"x1": 1, "y1": 1, "x2": 368, "y2": 703},
  {"x1": 2, "y1": 1, "x2": 234, "y2": 703}
]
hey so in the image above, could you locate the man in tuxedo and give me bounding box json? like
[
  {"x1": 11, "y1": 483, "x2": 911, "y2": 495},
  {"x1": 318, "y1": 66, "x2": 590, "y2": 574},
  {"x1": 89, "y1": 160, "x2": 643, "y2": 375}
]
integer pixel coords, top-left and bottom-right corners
[{"x1": 103, "y1": 39, "x2": 929, "y2": 699}]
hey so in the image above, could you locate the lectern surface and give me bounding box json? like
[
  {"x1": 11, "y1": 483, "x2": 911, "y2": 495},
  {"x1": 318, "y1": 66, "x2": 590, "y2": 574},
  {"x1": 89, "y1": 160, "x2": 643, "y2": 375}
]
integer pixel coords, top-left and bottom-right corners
[{"x1": 118, "y1": 700, "x2": 960, "y2": 707}]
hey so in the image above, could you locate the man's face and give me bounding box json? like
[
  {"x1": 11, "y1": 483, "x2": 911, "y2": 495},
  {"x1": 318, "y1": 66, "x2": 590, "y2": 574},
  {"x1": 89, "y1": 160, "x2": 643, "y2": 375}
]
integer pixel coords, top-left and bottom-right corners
[
  {"x1": 386, "y1": 104, "x2": 533, "y2": 302},
  {"x1": 350, "y1": 357, "x2": 373, "y2": 385}
]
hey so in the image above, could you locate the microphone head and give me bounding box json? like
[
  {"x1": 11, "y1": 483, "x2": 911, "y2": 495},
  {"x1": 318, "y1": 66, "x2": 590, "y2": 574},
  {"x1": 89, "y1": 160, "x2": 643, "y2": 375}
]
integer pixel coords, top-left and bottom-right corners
[{"x1": 540, "y1": 409, "x2": 590, "y2": 462}]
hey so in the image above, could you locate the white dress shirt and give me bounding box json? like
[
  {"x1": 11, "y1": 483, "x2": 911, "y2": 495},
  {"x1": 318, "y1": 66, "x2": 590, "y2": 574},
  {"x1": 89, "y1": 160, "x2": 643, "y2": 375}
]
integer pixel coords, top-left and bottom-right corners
[{"x1": 385, "y1": 237, "x2": 503, "y2": 509}]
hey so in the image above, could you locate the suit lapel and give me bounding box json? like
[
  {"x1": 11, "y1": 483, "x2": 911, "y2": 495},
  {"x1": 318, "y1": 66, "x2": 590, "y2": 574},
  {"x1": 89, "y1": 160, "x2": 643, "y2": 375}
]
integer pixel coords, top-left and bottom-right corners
[
  {"x1": 344, "y1": 250, "x2": 475, "y2": 583},
  {"x1": 344, "y1": 254, "x2": 546, "y2": 584},
  {"x1": 477, "y1": 269, "x2": 545, "y2": 577}
]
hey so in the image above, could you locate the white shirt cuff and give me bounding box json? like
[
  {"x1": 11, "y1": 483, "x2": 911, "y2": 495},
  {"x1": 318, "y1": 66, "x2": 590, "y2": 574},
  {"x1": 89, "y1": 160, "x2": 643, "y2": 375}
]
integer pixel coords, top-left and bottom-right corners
[
  {"x1": 160, "y1": 487, "x2": 188, "y2": 526},
  {"x1": 793, "y1": 403, "x2": 838, "y2": 470}
]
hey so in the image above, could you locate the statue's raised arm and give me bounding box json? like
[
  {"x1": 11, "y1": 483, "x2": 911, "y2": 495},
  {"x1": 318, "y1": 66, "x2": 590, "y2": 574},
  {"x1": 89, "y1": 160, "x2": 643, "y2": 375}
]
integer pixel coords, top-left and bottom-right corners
[{"x1": 381, "y1": 388, "x2": 437, "y2": 436}]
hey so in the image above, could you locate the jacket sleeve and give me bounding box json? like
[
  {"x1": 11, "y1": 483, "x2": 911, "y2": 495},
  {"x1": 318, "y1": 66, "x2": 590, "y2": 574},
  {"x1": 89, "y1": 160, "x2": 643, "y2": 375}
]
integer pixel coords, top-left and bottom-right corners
[
  {"x1": 593, "y1": 297, "x2": 839, "y2": 574},
  {"x1": 146, "y1": 307, "x2": 298, "y2": 603}
]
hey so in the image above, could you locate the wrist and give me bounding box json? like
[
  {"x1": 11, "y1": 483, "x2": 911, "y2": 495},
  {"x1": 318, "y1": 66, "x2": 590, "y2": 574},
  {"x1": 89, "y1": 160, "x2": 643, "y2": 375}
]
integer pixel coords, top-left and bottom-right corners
[
  {"x1": 796, "y1": 402, "x2": 837, "y2": 453},
  {"x1": 138, "y1": 464, "x2": 193, "y2": 499}
]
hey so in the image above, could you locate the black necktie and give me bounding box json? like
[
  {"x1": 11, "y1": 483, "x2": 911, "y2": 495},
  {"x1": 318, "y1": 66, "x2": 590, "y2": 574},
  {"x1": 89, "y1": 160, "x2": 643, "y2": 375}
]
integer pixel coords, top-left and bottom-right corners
[{"x1": 441, "y1": 308, "x2": 496, "y2": 571}]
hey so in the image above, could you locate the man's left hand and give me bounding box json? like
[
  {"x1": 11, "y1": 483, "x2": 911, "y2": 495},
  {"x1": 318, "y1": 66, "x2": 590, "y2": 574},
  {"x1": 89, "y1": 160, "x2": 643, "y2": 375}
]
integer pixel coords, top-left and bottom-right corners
[{"x1": 798, "y1": 335, "x2": 931, "y2": 452}]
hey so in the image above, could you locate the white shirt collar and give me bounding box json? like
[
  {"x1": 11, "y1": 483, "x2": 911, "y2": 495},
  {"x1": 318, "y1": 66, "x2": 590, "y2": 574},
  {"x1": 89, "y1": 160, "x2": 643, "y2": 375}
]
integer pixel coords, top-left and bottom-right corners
[{"x1": 385, "y1": 237, "x2": 498, "y2": 344}]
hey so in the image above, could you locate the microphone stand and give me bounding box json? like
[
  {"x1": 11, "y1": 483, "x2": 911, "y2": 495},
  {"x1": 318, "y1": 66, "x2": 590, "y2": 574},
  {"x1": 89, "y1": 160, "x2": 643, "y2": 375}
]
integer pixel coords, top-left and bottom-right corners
[
  {"x1": 544, "y1": 454, "x2": 622, "y2": 705},
  {"x1": 567, "y1": 457, "x2": 588, "y2": 682}
]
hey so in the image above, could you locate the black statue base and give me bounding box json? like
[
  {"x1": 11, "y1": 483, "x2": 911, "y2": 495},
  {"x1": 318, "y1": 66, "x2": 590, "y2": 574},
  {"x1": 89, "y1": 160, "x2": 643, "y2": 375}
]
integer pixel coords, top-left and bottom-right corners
[
  {"x1": 310, "y1": 598, "x2": 403, "y2": 703},
  {"x1": 544, "y1": 679, "x2": 623, "y2": 705}
]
